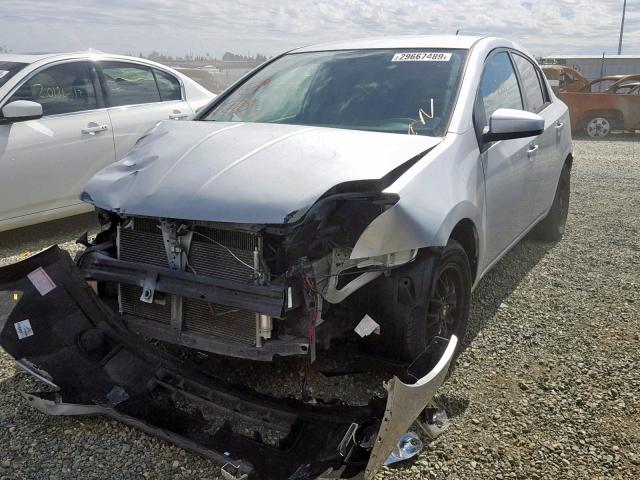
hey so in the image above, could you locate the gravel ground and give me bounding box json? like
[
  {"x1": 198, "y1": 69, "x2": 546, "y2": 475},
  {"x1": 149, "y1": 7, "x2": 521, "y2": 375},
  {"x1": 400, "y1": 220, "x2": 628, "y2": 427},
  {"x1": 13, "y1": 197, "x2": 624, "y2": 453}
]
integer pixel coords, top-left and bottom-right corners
[{"x1": 1, "y1": 138, "x2": 639, "y2": 480}]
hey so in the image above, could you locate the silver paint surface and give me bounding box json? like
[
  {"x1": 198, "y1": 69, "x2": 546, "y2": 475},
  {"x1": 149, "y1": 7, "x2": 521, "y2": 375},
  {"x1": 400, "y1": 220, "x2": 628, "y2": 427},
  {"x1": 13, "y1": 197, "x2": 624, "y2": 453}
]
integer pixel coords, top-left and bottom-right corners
[
  {"x1": 365, "y1": 335, "x2": 458, "y2": 478},
  {"x1": 82, "y1": 120, "x2": 442, "y2": 224},
  {"x1": 83, "y1": 36, "x2": 571, "y2": 289}
]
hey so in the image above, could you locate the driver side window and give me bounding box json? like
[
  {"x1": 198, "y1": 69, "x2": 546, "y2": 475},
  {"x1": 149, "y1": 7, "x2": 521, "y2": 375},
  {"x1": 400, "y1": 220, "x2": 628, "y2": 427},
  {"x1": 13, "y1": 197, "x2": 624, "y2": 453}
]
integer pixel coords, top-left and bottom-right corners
[
  {"x1": 479, "y1": 52, "x2": 523, "y2": 121},
  {"x1": 473, "y1": 52, "x2": 524, "y2": 144},
  {"x1": 8, "y1": 62, "x2": 98, "y2": 116}
]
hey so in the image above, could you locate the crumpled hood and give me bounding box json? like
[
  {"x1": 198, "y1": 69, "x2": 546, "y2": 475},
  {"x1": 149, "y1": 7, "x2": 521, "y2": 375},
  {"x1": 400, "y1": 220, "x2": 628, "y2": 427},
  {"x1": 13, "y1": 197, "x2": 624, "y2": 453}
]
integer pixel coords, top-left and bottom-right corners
[{"x1": 82, "y1": 121, "x2": 442, "y2": 224}]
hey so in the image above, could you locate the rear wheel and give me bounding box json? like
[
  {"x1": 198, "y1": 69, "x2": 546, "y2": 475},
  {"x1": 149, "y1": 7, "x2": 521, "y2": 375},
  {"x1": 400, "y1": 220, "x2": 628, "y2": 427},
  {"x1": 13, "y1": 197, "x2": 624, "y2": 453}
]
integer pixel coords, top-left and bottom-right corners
[
  {"x1": 586, "y1": 117, "x2": 611, "y2": 138},
  {"x1": 533, "y1": 163, "x2": 570, "y2": 241}
]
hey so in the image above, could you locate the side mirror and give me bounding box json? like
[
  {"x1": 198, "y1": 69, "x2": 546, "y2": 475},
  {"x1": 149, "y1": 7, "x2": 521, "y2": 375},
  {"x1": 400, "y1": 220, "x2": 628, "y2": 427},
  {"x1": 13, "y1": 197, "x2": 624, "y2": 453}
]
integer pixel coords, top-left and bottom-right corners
[
  {"x1": 1, "y1": 100, "x2": 43, "y2": 123},
  {"x1": 483, "y1": 108, "x2": 544, "y2": 143}
]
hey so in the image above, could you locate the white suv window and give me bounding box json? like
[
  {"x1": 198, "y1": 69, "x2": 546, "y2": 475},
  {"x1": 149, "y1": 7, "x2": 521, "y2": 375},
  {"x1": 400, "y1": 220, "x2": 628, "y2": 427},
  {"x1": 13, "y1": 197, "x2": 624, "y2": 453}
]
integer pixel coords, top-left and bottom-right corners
[
  {"x1": 101, "y1": 62, "x2": 161, "y2": 107},
  {"x1": 8, "y1": 61, "x2": 98, "y2": 116},
  {"x1": 153, "y1": 68, "x2": 182, "y2": 101}
]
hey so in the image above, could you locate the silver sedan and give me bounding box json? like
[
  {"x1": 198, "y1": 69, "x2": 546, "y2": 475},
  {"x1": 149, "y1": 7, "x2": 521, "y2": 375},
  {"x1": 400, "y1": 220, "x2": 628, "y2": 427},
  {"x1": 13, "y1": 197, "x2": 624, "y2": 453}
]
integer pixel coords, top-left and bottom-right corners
[
  {"x1": 79, "y1": 34, "x2": 573, "y2": 362},
  {"x1": 0, "y1": 35, "x2": 573, "y2": 480}
]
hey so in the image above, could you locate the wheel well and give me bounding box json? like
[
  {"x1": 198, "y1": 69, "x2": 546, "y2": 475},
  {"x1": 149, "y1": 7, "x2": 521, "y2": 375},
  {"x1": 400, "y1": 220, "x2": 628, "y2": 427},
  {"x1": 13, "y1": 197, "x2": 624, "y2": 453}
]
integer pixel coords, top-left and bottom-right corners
[
  {"x1": 449, "y1": 219, "x2": 478, "y2": 283},
  {"x1": 582, "y1": 109, "x2": 624, "y2": 122}
]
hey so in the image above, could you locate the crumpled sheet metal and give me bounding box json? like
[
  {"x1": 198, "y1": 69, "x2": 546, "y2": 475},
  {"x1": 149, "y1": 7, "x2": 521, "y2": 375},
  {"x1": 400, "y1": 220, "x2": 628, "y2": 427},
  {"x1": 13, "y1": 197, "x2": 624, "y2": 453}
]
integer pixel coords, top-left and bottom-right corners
[
  {"x1": 0, "y1": 246, "x2": 456, "y2": 480},
  {"x1": 365, "y1": 336, "x2": 457, "y2": 479}
]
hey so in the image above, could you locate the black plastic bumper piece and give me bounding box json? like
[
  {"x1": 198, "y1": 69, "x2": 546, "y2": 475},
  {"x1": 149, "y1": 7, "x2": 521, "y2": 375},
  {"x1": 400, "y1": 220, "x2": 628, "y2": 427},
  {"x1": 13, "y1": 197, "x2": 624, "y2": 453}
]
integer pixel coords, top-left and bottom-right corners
[{"x1": 0, "y1": 246, "x2": 382, "y2": 480}]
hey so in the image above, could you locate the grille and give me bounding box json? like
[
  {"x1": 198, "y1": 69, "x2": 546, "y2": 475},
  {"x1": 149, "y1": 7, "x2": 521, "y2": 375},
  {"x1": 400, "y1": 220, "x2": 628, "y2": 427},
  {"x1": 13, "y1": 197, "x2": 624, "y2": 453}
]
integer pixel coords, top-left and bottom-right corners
[{"x1": 118, "y1": 218, "x2": 259, "y2": 345}]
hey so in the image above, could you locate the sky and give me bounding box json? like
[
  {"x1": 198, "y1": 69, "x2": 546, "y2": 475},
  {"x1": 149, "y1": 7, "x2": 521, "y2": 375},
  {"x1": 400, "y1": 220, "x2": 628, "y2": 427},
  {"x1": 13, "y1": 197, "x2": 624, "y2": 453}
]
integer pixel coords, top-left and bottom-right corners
[{"x1": 0, "y1": 0, "x2": 637, "y2": 58}]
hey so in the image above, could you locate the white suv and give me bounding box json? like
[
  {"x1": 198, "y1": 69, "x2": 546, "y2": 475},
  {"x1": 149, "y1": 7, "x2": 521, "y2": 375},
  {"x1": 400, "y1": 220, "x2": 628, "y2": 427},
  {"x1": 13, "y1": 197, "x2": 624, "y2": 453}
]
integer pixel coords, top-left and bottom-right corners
[{"x1": 0, "y1": 52, "x2": 214, "y2": 232}]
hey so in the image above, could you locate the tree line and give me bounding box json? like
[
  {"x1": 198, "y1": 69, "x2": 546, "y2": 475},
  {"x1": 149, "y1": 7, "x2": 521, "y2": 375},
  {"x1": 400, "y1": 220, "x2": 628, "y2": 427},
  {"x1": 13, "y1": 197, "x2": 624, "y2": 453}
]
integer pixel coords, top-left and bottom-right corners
[{"x1": 138, "y1": 51, "x2": 269, "y2": 64}]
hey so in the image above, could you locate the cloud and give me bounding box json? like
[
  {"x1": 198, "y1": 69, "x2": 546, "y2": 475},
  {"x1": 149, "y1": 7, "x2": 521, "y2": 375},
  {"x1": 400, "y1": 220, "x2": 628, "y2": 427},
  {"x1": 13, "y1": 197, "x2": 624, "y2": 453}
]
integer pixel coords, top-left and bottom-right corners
[{"x1": 0, "y1": 0, "x2": 637, "y2": 57}]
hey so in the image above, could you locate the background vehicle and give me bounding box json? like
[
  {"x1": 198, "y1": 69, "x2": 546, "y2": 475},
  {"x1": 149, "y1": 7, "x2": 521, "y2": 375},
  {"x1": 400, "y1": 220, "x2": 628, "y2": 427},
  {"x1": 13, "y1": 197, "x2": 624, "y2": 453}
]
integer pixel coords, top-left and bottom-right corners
[
  {"x1": 541, "y1": 65, "x2": 589, "y2": 93},
  {"x1": 0, "y1": 52, "x2": 215, "y2": 232},
  {"x1": 542, "y1": 66, "x2": 640, "y2": 138}
]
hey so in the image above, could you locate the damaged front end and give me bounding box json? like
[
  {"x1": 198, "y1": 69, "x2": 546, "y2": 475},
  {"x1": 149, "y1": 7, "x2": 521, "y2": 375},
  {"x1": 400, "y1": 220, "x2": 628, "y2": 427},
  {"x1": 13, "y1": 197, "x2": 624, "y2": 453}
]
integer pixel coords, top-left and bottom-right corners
[
  {"x1": 0, "y1": 246, "x2": 456, "y2": 479},
  {"x1": 76, "y1": 176, "x2": 415, "y2": 364}
]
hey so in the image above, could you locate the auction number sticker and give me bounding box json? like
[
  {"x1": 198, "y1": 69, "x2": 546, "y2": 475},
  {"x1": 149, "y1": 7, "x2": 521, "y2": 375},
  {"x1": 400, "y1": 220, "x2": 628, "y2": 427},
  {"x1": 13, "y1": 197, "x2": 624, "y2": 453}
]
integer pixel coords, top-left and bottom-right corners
[{"x1": 392, "y1": 52, "x2": 452, "y2": 62}]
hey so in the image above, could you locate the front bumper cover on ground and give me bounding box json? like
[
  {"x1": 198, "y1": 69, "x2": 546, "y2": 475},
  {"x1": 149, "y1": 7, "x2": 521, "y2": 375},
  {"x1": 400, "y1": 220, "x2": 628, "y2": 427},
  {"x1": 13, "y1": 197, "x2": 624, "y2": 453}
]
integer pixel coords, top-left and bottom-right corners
[{"x1": 0, "y1": 246, "x2": 456, "y2": 480}]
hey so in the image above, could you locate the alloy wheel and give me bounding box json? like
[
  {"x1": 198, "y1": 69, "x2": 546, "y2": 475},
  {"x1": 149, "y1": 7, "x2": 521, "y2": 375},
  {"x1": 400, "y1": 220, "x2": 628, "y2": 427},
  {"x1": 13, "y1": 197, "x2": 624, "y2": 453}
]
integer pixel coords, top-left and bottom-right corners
[{"x1": 426, "y1": 264, "x2": 465, "y2": 341}]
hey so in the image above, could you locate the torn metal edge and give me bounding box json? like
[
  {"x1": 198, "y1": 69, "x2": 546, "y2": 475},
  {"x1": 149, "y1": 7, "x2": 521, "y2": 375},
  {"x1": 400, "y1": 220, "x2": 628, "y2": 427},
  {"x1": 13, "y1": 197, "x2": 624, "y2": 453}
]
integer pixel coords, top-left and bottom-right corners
[{"x1": 364, "y1": 335, "x2": 457, "y2": 479}]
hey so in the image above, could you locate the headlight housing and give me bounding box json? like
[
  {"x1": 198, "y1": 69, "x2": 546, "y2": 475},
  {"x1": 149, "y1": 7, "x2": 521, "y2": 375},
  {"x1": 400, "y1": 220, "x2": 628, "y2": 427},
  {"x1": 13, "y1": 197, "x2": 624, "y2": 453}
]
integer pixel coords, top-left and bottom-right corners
[{"x1": 283, "y1": 189, "x2": 399, "y2": 262}]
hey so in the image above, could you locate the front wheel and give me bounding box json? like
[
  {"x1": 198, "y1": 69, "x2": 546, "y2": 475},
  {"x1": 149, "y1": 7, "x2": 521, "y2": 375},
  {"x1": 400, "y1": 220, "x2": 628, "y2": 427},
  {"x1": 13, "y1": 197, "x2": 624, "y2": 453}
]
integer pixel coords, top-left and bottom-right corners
[{"x1": 394, "y1": 241, "x2": 472, "y2": 361}]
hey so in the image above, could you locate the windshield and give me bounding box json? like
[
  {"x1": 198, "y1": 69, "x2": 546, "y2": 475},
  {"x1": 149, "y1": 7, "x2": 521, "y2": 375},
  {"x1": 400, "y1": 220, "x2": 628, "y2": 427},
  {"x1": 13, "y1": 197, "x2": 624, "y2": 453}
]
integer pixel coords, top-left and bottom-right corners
[
  {"x1": 0, "y1": 61, "x2": 28, "y2": 89},
  {"x1": 203, "y1": 49, "x2": 467, "y2": 137}
]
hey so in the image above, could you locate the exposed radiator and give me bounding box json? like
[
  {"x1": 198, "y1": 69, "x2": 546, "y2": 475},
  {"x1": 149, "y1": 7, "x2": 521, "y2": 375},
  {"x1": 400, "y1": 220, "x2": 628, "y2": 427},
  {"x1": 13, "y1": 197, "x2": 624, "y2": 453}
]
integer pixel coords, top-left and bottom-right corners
[{"x1": 118, "y1": 217, "x2": 259, "y2": 345}]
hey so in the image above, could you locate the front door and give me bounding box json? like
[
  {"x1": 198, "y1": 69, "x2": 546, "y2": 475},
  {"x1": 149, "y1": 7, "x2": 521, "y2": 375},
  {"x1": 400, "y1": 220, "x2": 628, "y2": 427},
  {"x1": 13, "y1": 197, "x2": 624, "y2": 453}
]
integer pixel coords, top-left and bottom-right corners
[
  {"x1": 511, "y1": 53, "x2": 566, "y2": 219},
  {"x1": 476, "y1": 51, "x2": 536, "y2": 263},
  {"x1": 0, "y1": 60, "x2": 114, "y2": 223}
]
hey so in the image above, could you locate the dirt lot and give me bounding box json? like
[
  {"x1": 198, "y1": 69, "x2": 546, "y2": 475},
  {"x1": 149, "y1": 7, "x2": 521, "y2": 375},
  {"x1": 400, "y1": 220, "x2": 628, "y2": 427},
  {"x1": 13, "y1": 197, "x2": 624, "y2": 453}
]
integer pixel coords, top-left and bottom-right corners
[{"x1": 0, "y1": 138, "x2": 638, "y2": 480}]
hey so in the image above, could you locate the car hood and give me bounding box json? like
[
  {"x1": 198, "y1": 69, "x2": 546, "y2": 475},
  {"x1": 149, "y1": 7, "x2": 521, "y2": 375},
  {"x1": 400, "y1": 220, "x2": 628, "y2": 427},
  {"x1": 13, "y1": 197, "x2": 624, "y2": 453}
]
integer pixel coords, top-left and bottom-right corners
[{"x1": 82, "y1": 121, "x2": 442, "y2": 224}]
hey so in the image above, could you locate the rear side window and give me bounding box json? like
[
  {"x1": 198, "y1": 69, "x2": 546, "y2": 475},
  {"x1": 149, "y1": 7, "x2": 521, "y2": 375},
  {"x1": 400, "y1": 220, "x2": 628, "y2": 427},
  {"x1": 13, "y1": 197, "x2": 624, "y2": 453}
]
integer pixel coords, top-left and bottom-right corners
[
  {"x1": 512, "y1": 54, "x2": 546, "y2": 112},
  {"x1": 478, "y1": 52, "x2": 523, "y2": 122},
  {"x1": 8, "y1": 61, "x2": 98, "y2": 116},
  {"x1": 154, "y1": 69, "x2": 182, "y2": 101},
  {"x1": 101, "y1": 62, "x2": 161, "y2": 106}
]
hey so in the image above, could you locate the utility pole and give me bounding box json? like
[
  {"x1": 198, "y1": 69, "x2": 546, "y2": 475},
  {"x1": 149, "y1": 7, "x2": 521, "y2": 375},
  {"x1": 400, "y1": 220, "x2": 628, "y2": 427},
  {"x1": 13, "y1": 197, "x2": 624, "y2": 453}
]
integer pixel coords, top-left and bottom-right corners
[{"x1": 618, "y1": 0, "x2": 627, "y2": 55}]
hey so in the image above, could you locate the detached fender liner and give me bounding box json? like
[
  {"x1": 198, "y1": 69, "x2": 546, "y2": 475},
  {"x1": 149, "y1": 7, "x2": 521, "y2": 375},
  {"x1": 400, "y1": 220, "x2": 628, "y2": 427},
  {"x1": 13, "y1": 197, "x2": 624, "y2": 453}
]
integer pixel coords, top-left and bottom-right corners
[{"x1": 0, "y1": 246, "x2": 457, "y2": 480}]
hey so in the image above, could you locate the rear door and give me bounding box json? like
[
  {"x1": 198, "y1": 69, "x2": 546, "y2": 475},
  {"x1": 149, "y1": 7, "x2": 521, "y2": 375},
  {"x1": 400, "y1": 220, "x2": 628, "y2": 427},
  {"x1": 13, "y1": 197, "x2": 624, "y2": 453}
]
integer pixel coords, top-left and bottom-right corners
[
  {"x1": 0, "y1": 60, "x2": 114, "y2": 223},
  {"x1": 511, "y1": 52, "x2": 566, "y2": 219},
  {"x1": 475, "y1": 51, "x2": 536, "y2": 263},
  {"x1": 98, "y1": 61, "x2": 193, "y2": 159}
]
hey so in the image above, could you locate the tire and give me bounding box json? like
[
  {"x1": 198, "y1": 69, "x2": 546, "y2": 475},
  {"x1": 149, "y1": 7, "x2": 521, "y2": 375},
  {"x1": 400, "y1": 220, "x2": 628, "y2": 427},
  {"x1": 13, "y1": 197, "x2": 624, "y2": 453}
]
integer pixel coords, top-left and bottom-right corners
[
  {"x1": 390, "y1": 241, "x2": 472, "y2": 362},
  {"x1": 585, "y1": 117, "x2": 611, "y2": 138},
  {"x1": 533, "y1": 164, "x2": 571, "y2": 241}
]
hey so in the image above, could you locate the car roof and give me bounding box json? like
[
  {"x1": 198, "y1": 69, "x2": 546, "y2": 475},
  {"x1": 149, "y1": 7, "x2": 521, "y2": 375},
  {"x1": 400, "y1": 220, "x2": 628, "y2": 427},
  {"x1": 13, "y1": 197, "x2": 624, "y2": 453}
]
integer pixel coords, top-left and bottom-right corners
[
  {"x1": 0, "y1": 53, "x2": 59, "y2": 64},
  {"x1": 591, "y1": 75, "x2": 626, "y2": 82},
  {"x1": 0, "y1": 51, "x2": 170, "y2": 67},
  {"x1": 291, "y1": 35, "x2": 483, "y2": 53},
  {"x1": 541, "y1": 65, "x2": 578, "y2": 72}
]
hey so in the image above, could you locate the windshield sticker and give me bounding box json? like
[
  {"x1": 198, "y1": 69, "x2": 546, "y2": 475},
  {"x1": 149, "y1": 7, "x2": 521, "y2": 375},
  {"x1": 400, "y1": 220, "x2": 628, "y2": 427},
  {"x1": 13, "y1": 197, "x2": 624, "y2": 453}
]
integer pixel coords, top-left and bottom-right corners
[
  {"x1": 392, "y1": 52, "x2": 451, "y2": 62},
  {"x1": 0, "y1": 70, "x2": 9, "y2": 79}
]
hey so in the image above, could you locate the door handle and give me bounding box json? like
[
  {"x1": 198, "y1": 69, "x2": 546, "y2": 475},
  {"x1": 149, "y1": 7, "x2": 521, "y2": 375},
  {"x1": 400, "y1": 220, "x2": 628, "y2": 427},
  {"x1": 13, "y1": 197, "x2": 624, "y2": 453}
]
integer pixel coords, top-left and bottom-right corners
[
  {"x1": 527, "y1": 144, "x2": 539, "y2": 158},
  {"x1": 169, "y1": 112, "x2": 189, "y2": 120},
  {"x1": 555, "y1": 121, "x2": 565, "y2": 129},
  {"x1": 82, "y1": 124, "x2": 109, "y2": 135}
]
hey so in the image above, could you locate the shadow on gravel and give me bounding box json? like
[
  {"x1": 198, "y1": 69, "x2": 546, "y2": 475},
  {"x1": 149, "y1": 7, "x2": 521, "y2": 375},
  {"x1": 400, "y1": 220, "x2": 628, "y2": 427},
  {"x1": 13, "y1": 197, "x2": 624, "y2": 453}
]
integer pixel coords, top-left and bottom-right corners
[
  {"x1": 463, "y1": 236, "x2": 556, "y2": 350},
  {"x1": 436, "y1": 393, "x2": 470, "y2": 418},
  {"x1": 0, "y1": 213, "x2": 99, "y2": 257}
]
